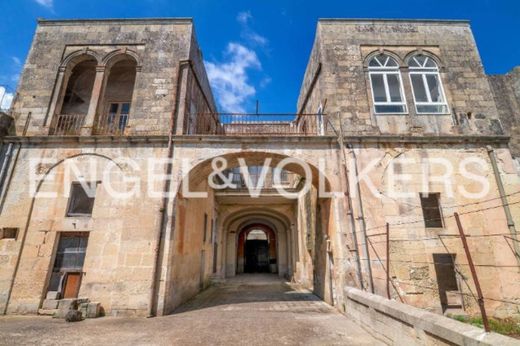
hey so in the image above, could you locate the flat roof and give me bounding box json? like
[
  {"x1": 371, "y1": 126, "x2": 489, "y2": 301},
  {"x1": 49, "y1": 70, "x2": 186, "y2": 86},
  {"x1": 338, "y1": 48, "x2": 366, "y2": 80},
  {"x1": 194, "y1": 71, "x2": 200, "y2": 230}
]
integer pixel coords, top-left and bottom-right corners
[
  {"x1": 37, "y1": 17, "x2": 193, "y2": 26},
  {"x1": 318, "y1": 18, "x2": 469, "y2": 25}
]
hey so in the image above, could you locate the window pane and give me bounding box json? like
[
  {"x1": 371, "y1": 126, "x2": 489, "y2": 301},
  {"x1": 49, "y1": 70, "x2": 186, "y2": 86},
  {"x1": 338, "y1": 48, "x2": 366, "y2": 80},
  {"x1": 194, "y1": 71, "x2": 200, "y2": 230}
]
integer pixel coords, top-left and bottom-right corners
[
  {"x1": 370, "y1": 74, "x2": 386, "y2": 102},
  {"x1": 411, "y1": 74, "x2": 428, "y2": 102},
  {"x1": 417, "y1": 104, "x2": 448, "y2": 114},
  {"x1": 68, "y1": 183, "x2": 96, "y2": 215},
  {"x1": 121, "y1": 103, "x2": 131, "y2": 114},
  {"x1": 424, "y1": 58, "x2": 437, "y2": 68},
  {"x1": 426, "y1": 74, "x2": 444, "y2": 102},
  {"x1": 368, "y1": 58, "x2": 381, "y2": 67},
  {"x1": 414, "y1": 56, "x2": 427, "y2": 67},
  {"x1": 386, "y1": 74, "x2": 402, "y2": 102},
  {"x1": 385, "y1": 57, "x2": 398, "y2": 67},
  {"x1": 109, "y1": 103, "x2": 118, "y2": 113},
  {"x1": 375, "y1": 105, "x2": 406, "y2": 113}
]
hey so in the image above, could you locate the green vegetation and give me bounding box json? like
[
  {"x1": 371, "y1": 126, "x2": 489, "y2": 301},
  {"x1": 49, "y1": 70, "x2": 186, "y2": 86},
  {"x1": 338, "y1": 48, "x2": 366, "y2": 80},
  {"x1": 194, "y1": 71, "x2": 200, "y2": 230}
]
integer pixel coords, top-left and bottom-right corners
[{"x1": 449, "y1": 315, "x2": 520, "y2": 338}]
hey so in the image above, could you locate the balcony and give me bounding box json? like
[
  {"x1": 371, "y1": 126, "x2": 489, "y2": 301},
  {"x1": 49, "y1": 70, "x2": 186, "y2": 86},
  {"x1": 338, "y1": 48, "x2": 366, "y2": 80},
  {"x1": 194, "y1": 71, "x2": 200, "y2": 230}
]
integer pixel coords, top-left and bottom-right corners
[
  {"x1": 190, "y1": 113, "x2": 329, "y2": 136},
  {"x1": 48, "y1": 112, "x2": 329, "y2": 137},
  {"x1": 49, "y1": 114, "x2": 85, "y2": 135}
]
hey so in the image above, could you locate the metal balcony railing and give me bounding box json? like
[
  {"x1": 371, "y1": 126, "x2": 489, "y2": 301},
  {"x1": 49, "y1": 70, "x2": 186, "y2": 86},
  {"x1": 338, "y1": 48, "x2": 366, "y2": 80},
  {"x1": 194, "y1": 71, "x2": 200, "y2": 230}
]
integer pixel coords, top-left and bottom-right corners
[
  {"x1": 94, "y1": 113, "x2": 129, "y2": 135},
  {"x1": 50, "y1": 114, "x2": 86, "y2": 135},
  {"x1": 188, "y1": 113, "x2": 329, "y2": 136}
]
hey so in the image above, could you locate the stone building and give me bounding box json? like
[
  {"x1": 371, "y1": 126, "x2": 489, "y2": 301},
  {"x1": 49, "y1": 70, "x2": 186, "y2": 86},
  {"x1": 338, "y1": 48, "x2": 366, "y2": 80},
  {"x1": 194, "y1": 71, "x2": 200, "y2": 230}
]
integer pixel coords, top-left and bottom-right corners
[{"x1": 0, "y1": 17, "x2": 519, "y2": 320}]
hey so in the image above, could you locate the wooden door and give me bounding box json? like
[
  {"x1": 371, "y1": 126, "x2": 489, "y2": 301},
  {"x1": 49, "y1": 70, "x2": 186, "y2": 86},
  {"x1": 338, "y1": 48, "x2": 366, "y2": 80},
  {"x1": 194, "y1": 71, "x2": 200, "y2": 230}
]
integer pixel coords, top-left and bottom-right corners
[{"x1": 63, "y1": 272, "x2": 82, "y2": 298}]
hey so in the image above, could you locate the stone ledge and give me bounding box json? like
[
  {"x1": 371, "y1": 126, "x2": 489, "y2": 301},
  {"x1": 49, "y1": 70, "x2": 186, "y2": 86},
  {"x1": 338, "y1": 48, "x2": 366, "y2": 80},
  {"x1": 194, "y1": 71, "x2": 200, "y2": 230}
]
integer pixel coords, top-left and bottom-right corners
[
  {"x1": 0, "y1": 134, "x2": 510, "y2": 146},
  {"x1": 344, "y1": 287, "x2": 520, "y2": 345}
]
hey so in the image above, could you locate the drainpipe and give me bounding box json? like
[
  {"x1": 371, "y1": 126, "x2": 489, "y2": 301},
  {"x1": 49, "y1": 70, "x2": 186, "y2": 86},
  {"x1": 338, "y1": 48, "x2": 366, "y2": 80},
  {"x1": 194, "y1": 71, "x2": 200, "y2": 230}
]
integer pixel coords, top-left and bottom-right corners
[
  {"x1": 147, "y1": 60, "x2": 187, "y2": 317},
  {"x1": 336, "y1": 115, "x2": 364, "y2": 290},
  {"x1": 347, "y1": 143, "x2": 375, "y2": 294},
  {"x1": 487, "y1": 146, "x2": 520, "y2": 267},
  {"x1": 0, "y1": 143, "x2": 13, "y2": 190}
]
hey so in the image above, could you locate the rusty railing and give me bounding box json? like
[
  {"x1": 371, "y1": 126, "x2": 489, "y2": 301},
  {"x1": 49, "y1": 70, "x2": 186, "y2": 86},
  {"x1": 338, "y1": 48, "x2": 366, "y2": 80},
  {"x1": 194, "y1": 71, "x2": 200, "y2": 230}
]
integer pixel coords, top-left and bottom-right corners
[
  {"x1": 50, "y1": 114, "x2": 86, "y2": 135},
  {"x1": 94, "y1": 113, "x2": 129, "y2": 136},
  {"x1": 188, "y1": 113, "x2": 329, "y2": 136}
]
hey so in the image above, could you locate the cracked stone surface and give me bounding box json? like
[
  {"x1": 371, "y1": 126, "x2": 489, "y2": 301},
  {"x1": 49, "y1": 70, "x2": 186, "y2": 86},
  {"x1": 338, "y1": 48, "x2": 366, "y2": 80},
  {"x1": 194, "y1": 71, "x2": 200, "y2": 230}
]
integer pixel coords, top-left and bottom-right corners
[{"x1": 0, "y1": 274, "x2": 380, "y2": 345}]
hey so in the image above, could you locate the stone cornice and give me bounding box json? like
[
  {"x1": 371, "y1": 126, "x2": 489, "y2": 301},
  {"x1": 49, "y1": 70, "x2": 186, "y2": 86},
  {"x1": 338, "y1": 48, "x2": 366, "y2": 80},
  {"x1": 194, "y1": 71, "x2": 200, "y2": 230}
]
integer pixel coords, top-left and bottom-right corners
[
  {"x1": 37, "y1": 18, "x2": 193, "y2": 26},
  {"x1": 1, "y1": 134, "x2": 510, "y2": 146}
]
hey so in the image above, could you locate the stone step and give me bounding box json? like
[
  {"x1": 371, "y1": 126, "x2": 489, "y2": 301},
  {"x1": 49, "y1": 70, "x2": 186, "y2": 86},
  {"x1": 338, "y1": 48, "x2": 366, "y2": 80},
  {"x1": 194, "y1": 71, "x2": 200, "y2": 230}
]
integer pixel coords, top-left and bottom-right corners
[{"x1": 38, "y1": 308, "x2": 58, "y2": 316}]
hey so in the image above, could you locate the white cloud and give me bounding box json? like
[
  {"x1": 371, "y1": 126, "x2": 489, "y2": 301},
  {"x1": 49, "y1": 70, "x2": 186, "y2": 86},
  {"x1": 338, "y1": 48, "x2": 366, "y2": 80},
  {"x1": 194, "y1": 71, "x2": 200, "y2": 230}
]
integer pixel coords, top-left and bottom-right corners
[
  {"x1": 34, "y1": 0, "x2": 53, "y2": 8},
  {"x1": 236, "y1": 11, "x2": 252, "y2": 24},
  {"x1": 0, "y1": 87, "x2": 14, "y2": 111},
  {"x1": 11, "y1": 57, "x2": 21, "y2": 66},
  {"x1": 237, "y1": 10, "x2": 268, "y2": 47},
  {"x1": 205, "y1": 43, "x2": 261, "y2": 113}
]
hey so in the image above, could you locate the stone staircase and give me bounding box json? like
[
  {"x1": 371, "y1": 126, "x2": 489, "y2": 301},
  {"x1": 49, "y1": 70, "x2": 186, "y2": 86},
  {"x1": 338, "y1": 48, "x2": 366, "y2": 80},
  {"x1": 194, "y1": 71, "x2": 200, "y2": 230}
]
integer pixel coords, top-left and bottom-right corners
[{"x1": 38, "y1": 291, "x2": 101, "y2": 320}]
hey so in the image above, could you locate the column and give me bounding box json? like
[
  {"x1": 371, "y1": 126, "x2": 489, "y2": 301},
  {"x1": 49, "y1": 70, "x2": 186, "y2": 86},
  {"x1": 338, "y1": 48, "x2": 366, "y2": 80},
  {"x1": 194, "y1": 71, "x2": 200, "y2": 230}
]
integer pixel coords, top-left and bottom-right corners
[{"x1": 81, "y1": 65, "x2": 106, "y2": 136}]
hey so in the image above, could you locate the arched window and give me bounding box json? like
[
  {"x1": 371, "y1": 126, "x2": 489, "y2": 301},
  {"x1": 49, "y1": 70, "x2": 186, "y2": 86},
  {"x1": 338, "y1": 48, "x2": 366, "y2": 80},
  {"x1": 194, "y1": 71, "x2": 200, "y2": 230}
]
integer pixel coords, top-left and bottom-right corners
[
  {"x1": 408, "y1": 55, "x2": 448, "y2": 114},
  {"x1": 368, "y1": 54, "x2": 407, "y2": 114},
  {"x1": 96, "y1": 55, "x2": 137, "y2": 134},
  {"x1": 52, "y1": 56, "x2": 97, "y2": 135}
]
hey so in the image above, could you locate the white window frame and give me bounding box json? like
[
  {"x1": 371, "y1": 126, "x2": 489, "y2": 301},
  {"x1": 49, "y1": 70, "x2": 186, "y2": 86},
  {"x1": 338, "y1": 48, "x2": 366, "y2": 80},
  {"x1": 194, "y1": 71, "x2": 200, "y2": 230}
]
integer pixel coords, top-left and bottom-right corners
[
  {"x1": 408, "y1": 56, "x2": 449, "y2": 115},
  {"x1": 368, "y1": 54, "x2": 408, "y2": 115}
]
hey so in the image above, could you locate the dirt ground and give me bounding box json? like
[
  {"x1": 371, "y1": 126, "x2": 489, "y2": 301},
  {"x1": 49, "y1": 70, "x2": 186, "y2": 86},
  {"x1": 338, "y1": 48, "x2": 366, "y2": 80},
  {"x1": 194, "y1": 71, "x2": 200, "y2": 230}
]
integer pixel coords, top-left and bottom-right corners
[{"x1": 0, "y1": 274, "x2": 380, "y2": 345}]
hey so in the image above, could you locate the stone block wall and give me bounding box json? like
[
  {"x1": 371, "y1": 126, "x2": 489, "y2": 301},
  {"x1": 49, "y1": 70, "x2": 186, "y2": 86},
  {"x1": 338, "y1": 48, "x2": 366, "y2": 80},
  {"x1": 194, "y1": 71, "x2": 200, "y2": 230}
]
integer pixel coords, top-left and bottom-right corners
[
  {"x1": 488, "y1": 67, "x2": 520, "y2": 158},
  {"x1": 298, "y1": 19, "x2": 503, "y2": 137},
  {"x1": 11, "y1": 18, "x2": 216, "y2": 137},
  {"x1": 0, "y1": 142, "x2": 167, "y2": 316},
  {"x1": 344, "y1": 287, "x2": 519, "y2": 345}
]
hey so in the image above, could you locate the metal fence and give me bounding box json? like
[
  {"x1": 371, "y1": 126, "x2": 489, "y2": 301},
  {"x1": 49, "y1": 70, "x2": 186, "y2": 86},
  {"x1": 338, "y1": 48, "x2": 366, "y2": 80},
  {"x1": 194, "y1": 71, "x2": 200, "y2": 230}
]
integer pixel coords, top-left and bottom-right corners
[
  {"x1": 358, "y1": 193, "x2": 520, "y2": 332},
  {"x1": 188, "y1": 113, "x2": 329, "y2": 136}
]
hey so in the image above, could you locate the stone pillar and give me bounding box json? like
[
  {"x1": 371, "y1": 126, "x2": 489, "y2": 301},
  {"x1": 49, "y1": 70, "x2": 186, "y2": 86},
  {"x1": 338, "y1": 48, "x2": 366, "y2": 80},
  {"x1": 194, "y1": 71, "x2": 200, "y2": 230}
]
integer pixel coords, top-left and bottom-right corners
[
  {"x1": 81, "y1": 65, "x2": 106, "y2": 136},
  {"x1": 175, "y1": 65, "x2": 189, "y2": 135},
  {"x1": 46, "y1": 66, "x2": 70, "y2": 132}
]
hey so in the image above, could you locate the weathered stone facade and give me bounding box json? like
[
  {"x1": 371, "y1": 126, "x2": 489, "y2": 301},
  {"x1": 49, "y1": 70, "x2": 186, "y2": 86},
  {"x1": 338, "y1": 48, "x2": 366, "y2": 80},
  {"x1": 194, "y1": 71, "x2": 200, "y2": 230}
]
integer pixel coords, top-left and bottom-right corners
[
  {"x1": 0, "y1": 17, "x2": 519, "y2": 324},
  {"x1": 489, "y1": 67, "x2": 520, "y2": 160}
]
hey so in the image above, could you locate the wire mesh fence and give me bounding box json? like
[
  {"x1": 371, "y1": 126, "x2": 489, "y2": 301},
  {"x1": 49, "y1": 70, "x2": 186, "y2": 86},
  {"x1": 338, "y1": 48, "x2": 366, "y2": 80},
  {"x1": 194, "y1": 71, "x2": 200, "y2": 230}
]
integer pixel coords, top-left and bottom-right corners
[{"x1": 355, "y1": 196, "x2": 520, "y2": 332}]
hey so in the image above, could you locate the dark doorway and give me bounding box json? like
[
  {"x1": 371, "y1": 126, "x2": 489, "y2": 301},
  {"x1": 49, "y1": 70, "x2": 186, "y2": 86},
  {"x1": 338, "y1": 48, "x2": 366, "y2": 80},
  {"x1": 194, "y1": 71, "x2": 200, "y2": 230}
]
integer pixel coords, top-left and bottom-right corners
[
  {"x1": 433, "y1": 253, "x2": 461, "y2": 312},
  {"x1": 245, "y1": 239, "x2": 270, "y2": 273},
  {"x1": 48, "y1": 232, "x2": 89, "y2": 299}
]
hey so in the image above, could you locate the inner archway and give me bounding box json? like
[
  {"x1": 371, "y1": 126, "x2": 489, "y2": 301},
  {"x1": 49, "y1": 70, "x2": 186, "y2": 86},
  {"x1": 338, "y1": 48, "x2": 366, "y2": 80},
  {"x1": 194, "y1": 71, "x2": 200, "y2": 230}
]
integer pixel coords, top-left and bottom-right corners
[{"x1": 237, "y1": 224, "x2": 277, "y2": 274}]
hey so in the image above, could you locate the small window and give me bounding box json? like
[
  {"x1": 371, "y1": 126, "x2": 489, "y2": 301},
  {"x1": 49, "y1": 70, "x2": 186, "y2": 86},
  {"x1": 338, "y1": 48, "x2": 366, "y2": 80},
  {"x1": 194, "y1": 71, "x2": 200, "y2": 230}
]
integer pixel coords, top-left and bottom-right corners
[
  {"x1": 67, "y1": 182, "x2": 96, "y2": 217},
  {"x1": 408, "y1": 55, "x2": 449, "y2": 114},
  {"x1": 1, "y1": 227, "x2": 18, "y2": 240},
  {"x1": 368, "y1": 54, "x2": 407, "y2": 114},
  {"x1": 420, "y1": 193, "x2": 443, "y2": 228}
]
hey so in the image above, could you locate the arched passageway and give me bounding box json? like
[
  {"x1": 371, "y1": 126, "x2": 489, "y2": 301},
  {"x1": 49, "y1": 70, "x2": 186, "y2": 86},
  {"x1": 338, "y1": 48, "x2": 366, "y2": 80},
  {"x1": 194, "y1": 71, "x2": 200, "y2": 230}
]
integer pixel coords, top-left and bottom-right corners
[{"x1": 158, "y1": 150, "x2": 337, "y2": 315}]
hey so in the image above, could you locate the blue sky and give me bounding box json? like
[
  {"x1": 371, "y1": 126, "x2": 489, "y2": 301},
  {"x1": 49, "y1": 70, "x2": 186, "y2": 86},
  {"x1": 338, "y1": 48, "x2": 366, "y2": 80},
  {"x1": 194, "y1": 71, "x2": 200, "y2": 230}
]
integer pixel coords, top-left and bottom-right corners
[{"x1": 0, "y1": 0, "x2": 519, "y2": 113}]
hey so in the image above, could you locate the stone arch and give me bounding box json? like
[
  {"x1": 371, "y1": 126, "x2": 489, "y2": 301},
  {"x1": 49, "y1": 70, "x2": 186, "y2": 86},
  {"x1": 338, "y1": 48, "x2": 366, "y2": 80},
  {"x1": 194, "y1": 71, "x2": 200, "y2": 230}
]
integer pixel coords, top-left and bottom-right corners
[
  {"x1": 178, "y1": 150, "x2": 332, "y2": 195},
  {"x1": 95, "y1": 51, "x2": 140, "y2": 135},
  {"x1": 363, "y1": 49, "x2": 404, "y2": 68},
  {"x1": 60, "y1": 49, "x2": 102, "y2": 70},
  {"x1": 221, "y1": 207, "x2": 293, "y2": 278},
  {"x1": 404, "y1": 49, "x2": 444, "y2": 69},
  {"x1": 102, "y1": 49, "x2": 142, "y2": 70}
]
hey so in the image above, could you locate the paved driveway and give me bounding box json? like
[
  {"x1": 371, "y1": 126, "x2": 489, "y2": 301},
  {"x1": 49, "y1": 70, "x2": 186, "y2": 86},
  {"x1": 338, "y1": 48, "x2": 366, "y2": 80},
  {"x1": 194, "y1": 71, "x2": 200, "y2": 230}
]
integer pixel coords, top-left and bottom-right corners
[{"x1": 0, "y1": 274, "x2": 380, "y2": 345}]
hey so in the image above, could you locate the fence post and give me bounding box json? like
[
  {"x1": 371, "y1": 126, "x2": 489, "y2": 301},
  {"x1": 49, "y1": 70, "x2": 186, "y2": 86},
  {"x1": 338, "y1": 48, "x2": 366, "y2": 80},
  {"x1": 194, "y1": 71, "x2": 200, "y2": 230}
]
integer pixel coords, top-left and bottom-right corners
[
  {"x1": 454, "y1": 212, "x2": 490, "y2": 332},
  {"x1": 386, "y1": 222, "x2": 390, "y2": 299}
]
